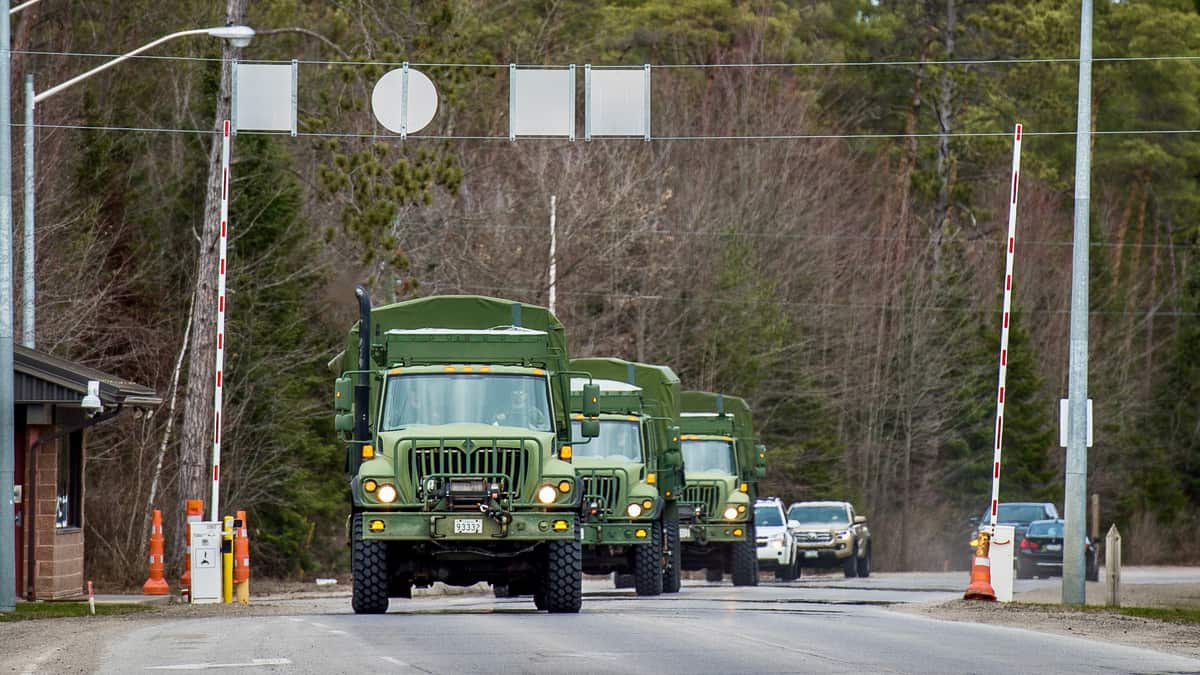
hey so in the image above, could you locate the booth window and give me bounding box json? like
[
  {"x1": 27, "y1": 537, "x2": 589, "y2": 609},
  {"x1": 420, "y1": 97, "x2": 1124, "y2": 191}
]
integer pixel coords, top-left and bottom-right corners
[{"x1": 55, "y1": 431, "x2": 82, "y2": 529}]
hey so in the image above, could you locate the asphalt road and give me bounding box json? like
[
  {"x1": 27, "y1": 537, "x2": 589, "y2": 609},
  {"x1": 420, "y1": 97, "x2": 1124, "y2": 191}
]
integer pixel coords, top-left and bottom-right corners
[{"x1": 89, "y1": 572, "x2": 1200, "y2": 674}]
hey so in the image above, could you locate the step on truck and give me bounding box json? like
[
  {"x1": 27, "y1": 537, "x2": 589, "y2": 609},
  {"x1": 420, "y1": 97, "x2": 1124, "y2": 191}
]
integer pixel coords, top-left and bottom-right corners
[
  {"x1": 334, "y1": 289, "x2": 601, "y2": 614},
  {"x1": 677, "y1": 391, "x2": 767, "y2": 586},
  {"x1": 567, "y1": 358, "x2": 686, "y2": 595}
]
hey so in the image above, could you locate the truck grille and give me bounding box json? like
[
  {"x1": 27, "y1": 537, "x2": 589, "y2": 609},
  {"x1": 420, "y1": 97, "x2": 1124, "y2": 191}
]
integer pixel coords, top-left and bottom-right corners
[
  {"x1": 796, "y1": 531, "x2": 833, "y2": 544},
  {"x1": 411, "y1": 445, "x2": 528, "y2": 498},
  {"x1": 681, "y1": 483, "x2": 722, "y2": 519},
  {"x1": 580, "y1": 474, "x2": 623, "y2": 518}
]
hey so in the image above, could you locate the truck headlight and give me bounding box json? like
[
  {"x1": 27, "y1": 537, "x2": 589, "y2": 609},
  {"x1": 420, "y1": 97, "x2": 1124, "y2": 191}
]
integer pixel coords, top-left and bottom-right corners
[
  {"x1": 626, "y1": 503, "x2": 643, "y2": 518},
  {"x1": 376, "y1": 484, "x2": 398, "y2": 503},
  {"x1": 723, "y1": 506, "x2": 739, "y2": 520},
  {"x1": 536, "y1": 485, "x2": 558, "y2": 505}
]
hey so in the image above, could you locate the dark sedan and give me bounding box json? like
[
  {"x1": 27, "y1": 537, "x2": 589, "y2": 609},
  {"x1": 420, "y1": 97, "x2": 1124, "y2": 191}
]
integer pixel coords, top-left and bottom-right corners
[{"x1": 1016, "y1": 519, "x2": 1099, "y2": 581}]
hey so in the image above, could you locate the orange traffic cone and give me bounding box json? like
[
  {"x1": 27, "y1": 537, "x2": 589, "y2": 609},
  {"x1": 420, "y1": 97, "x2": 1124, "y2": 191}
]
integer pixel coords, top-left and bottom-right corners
[
  {"x1": 142, "y1": 509, "x2": 170, "y2": 595},
  {"x1": 963, "y1": 529, "x2": 996, "y2": 601}
]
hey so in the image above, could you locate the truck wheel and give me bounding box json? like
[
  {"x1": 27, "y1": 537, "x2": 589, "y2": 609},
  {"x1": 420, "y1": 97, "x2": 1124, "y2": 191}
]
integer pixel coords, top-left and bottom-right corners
[
  {"x1": 856, "y1": 545, "x2": 871, "y2": 578},
  {"x1": 705, "y1": 567, "x2": 724, "y2": 583},
  {"x1": 633, "y1": 519, "x2": 664, "y2": 596},
  {"x1": 661, "y1": 506, "x2": 682, "y2": 593},
  {"x1": 842, "y1": 553, "x2": 858, "y2": 578},
  {"x1": 351, "y1": 513, "x2": 389, "y2": 614},
  {"x1": 541, "y1": 534, "x2": 582, "y2": 613},
  {"x1": 732, "y1": 538, "x2": 759, "y2": 587},
  {"x1": 776, "y1": 555, "x2": 799, "y2": 581}
]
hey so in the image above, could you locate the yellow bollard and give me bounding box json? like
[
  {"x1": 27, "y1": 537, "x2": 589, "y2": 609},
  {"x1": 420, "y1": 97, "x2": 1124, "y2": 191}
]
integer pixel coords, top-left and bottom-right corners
[{"x1": 222, "y1": 515, "x2": 234, "y2": 603}]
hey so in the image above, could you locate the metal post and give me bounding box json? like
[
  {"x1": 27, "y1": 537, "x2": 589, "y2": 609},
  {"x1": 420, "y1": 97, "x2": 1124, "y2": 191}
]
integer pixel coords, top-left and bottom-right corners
[
  {"x1": 548, "y1": 195, "x2": 557, "y2": 315},
  {"x1": 1064, "y1": 0, "x2": 1094, "y2": 607},
  {"x1": 0, "y1": 0, "x2": 16, "y2": 613},
  {"x1": 22, "y1": 73, "x2": 32, "y2": 348}
]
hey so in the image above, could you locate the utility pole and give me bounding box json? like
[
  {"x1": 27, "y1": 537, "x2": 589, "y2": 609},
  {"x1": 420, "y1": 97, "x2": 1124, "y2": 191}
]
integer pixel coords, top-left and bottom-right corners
[
  {"x1": 1064, "y1": 0, "x2": 1094, "y2": 606},
  {"x1": 0, "y1": 0, "x2": 17, "y2": 613}
]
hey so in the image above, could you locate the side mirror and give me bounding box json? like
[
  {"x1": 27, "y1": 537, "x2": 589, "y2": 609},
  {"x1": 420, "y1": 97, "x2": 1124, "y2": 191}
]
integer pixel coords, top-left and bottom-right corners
[
  {"x1": 662, "y1": 448, "x2": 682, "y2": 470},
  {"x1": 755, "y1": 443, "x2": 767, "y2": 478},
  {"x1": 580, "y1": 418, "x2": 600, "y2": 438},
  {"x1": 754, "y1": 466, "x2": 766, "y2": 480},
  {"x1": 854, "y1": 515, "x2": 867, "y2": 525},
  {"x1": 335, "y1": 377, "x2": 353, "y2": 413},
  {"x1": 787, "y1": 519, "x2": 801, "y2": 530},
  {"x1": 581, "y1": 383, "x2": 601, "y2": 418}
]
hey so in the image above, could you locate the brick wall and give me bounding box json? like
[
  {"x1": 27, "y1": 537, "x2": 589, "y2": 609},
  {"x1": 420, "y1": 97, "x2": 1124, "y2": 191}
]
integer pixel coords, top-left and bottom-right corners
[{"x1": 33, "y1": 430, "x2": 85, "y2": 600}]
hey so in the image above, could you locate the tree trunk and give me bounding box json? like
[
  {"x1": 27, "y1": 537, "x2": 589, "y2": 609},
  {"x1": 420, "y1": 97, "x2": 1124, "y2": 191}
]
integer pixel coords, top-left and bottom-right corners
[{"x1": 179, "y1": 0, "x2": 248, "y2": 510}]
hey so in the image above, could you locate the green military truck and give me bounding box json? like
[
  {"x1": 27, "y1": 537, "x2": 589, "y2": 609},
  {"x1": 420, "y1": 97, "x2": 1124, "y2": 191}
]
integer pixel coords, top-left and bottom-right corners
[
  {"x1": 334, "y1": 289, "x2": 600, "y2": 614},
  {"x1": 677, "y1": 391, "x2": 767, "y2": 586},
  {"x1": 568, "y1": 358, "x2": 686, "y2": 595}
]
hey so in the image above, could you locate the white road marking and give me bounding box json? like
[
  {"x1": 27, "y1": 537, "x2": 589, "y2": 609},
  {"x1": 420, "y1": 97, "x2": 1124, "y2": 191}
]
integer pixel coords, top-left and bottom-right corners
[
  {"x1": 309, "y1": 622, "x2": 329, "y2": 629},
  {"x1": 326, "y1": 630, "x2": 348, "y2": 636},
  {"x1": 145, "y1": 657, "x2": 292, "y2": 670},
  {"x1": 381, "y1": 656, "x2": 410, "y2": 668}
]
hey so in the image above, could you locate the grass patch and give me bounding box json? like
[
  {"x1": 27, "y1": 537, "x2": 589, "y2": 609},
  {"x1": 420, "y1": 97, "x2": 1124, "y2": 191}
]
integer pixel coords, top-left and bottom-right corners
[
  {"x1": 1113, "y1": 606, "x2": 1200, "y2": 625},
  {"x1": 0, "y1": 602, "x2": 152, "y2": 622}
]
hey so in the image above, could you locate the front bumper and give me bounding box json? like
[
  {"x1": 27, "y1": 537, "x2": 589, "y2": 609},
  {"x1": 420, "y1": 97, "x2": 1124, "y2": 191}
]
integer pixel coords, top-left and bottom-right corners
[
  {"x1": 581, "y1": 521, "x2": 655, "y2": 545},
  {"x1": 795, "y1": 546, "x2": 852, "y2": 565},
  {"x1": 679, "y1": 522, "x2": 748, "y2": 544},
  {"x1": 757, "y1": 544, "x2": 792, "y2": 566},
  {"x1": 360, "y1": 510, "x2": 577, "y2": 541}
]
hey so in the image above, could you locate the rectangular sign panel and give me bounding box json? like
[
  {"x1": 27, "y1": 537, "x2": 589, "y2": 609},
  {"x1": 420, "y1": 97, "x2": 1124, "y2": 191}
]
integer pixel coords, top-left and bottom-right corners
[
  {"x1": 587, "y1": 67, "x2": 648, "y2": 138},
  {"x1": 233, "y1": 62, "x2": 296, "y2": 134},
  {"x1": 511, "y1": 67, "x2": 575, "y2": 139}
]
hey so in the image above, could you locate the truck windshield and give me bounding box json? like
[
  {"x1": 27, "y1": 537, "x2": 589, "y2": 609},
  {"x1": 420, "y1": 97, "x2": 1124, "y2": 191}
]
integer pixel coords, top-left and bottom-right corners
[
  {"x1": 570, "y1": 420, "x2": 642, "y2": 461},
  {"x1": 681, "y1": 439, "x2": 735, "y2": 474},
  {"x1": 788, "y1": 505, "x2": 849, "y2": 525},
  {"x1": 381, "y1": 373, "x2": 553, "y2": 432}
]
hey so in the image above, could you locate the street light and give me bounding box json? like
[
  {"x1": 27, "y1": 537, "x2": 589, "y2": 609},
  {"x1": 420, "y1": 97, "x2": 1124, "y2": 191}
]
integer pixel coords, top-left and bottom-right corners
[
  {"x1": 0, "y1": 18, "x2": 253, "y2": 612},
  {"x1": 21, "y1": 24, "x2": 255, "y2": 348}
]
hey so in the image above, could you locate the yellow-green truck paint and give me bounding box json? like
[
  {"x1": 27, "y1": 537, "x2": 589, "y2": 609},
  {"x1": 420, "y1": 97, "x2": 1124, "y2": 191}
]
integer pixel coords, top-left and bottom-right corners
[
  {"x1": 567, "y1": 358, "x2": 686, "y2": 595},
  {"x1": 335, "y1": 289, "x2": 595, "y2": 614},
  {"x1": 678, "y1": 391, "x2": 766, "y2": 586}
]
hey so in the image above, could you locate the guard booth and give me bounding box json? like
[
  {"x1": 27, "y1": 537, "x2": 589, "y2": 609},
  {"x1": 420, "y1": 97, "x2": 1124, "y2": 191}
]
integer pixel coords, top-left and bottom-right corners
[{"x1": 11, "y1": 346, "x2": 161, "y2": 600}]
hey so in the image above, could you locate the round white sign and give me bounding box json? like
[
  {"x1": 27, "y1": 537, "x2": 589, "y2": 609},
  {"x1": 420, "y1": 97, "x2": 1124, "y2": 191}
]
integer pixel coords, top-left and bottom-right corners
[{"x1": 371, "y1": 68, "x2": 438, "y2": 134}]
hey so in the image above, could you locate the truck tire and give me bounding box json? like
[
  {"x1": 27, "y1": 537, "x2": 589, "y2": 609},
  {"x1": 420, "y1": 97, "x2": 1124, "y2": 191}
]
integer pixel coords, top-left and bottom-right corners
[
  {"x1": 776, "y1": 555, "x2": 799, "y2": 581},
  {"x1": 856, "y1": 545, "x2": 871, "y2": 578},
  {"x1": 662, "y1": 507, "x2": 682, "y2": 593},
  {"x1": 842, "y1": 553, "x2": 858, "y2": 578},
  {"x1": 732, "y1": 539, "x2": 759, "y2": 587},
  {"x1": 351, "y1": 513, "x2": 389, "y2": 614},
  {"x1": 705, "y1": 567, "x2": 724, "y2": 583},
  {"x1": 633, "y1": 519, "x2": 664, "y2": 596},
  {"x1": 541, "y1": 535, "x2": 582, "y2": 613}
]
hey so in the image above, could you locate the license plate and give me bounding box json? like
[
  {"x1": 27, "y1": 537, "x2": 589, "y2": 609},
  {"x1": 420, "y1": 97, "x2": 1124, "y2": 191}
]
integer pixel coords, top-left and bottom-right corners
[
  {"x1": 1045, "y1": 543, "x2": 1061, "y2": 551},
  {"x1": 679, "y1": 527, "x2": 692, "y2": 541},
  {"x1": 804, "y1": 550, "x2": 818, "y2": 559},
  {"x1": 453, "y1": 518, "x2": 483, "y2": 534}
]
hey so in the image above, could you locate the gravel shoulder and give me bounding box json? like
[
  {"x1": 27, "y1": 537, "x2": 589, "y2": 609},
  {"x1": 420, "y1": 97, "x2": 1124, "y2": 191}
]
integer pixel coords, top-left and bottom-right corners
[{"x1": 897, "y1": 582, "x2": 1200, "y2": 661}]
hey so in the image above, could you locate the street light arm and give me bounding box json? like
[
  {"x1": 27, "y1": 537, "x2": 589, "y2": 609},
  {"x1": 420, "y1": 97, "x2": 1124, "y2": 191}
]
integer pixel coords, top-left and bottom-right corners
[{"x1": 34, "y1": 27, "x2": 215, "y2": 104}]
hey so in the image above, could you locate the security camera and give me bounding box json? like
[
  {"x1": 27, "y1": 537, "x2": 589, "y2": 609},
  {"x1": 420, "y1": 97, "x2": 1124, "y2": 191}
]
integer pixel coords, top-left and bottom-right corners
[{"x1": 81, "y1": 380, "x2": 103, "y2": 416}]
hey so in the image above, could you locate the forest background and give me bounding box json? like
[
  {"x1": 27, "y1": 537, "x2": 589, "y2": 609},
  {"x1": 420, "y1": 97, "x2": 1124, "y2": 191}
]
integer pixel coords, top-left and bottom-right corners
[{"x1": 14, "y1": 0, "x2": 1200, "y2": 583}]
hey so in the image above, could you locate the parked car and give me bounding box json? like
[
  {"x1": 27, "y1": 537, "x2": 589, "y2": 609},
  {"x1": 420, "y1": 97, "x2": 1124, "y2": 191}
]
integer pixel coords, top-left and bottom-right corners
[
  {"x1": 754, "y1": 498, "x2": 799, "y2": 580},
  {"x1": 969, "y1": 502, "x2": 1059, "y2": 554},
  {"x1": 1016, "y1": 519, "x2": 1099, "y2": 581},
  {"x1": 786, "y1": 500, "x2": 871, "y2": 578}
]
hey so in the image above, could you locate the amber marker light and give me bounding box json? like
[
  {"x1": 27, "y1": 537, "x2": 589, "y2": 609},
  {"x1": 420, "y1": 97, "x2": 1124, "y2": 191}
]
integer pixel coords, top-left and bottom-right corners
[
  {"x1": 558, "y1": 480, "x2": 572, "y2": 493},
  {"x1": 363, "y1": 479, "x2": 378, "y2": 493},
  {"x1": 369, "y1": 520, "x2": 385, "y2": 532},
  {"x1": 641, "y1": 500, "x2": 653, "y2": 510},
  {"x1": 739, "y1": 483, "x2": 749, "y2": 493},
  {"x1": 635, "y1": 529, "x2": 648, "y2": 539},
  {"x1": 733, "y1": 528, "x2": 744, "y2": 537},
  {"x1": 361, "y1": 445, "x2": 375, "y2": 460},
  {"x1": 646, "y1": 473, "x2": 657, "y2": 485},
  {"x1": 552, "y1": 520, "x2": 569, "y2": 531},
  {"x1": 559, "y1": 445, "x2": 573, "y2": 460}
]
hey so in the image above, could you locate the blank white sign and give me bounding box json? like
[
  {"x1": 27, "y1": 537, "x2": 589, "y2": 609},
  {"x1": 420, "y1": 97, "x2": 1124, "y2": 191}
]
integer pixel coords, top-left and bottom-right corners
[
  {"x1": 234, "y1": 64, "x2": 293, "y2": 132},
  {"x1": 512, "y1": 69, "x2": 574, "y2": 137},
  {"x1": 589, "y1": 69, "x2": 646, "y2": 136}
]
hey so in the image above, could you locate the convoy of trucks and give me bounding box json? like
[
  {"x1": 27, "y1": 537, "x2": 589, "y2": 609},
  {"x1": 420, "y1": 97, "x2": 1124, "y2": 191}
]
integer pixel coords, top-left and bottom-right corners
[{"x1": 333, "y1": 289, "x2": 866, "y2": 613}]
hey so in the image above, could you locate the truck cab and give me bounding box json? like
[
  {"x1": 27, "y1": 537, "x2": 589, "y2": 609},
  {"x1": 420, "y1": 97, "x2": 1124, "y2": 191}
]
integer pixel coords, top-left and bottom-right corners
[
  {"x1": 677, "y1": 392, "x2": 766, "y2": 586},
  {"x1": 334, "y1": 290, "x2": 598, "y2": 614}
]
